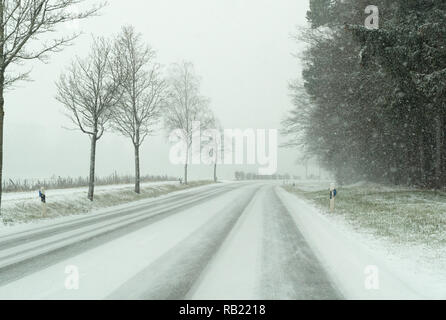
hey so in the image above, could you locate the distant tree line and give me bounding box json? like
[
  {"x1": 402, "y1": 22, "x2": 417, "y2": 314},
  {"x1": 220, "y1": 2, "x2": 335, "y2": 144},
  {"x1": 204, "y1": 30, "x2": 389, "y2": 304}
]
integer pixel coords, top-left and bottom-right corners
[
  {"x1": 234, "y1": 171, "x2": 296, "y2": 181},
  {"x1": 283, "y1": 0, "x2": 446, "y2": 188}
]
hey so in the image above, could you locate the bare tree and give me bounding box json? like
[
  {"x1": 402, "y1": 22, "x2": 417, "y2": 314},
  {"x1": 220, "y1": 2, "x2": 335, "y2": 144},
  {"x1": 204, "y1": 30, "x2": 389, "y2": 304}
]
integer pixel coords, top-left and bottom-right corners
[
  {"x1": 0, "y1": 0, "x2": 103, "y2": 213},
  {"x1": 164, "y1": 62, "x2": 213, "y2": 185},
  {"x1": 56, "y1": 37, "x2": 121, "y2": 201},
  {"x1": 204, "y1": 117, "x2": 224, "y2": 183},
  {"x1": 111, "y1": 26, "x2": 167, "y2": 194},
  {"x1": 211, "y1": 124, "x2": 220, "y2": 183}
]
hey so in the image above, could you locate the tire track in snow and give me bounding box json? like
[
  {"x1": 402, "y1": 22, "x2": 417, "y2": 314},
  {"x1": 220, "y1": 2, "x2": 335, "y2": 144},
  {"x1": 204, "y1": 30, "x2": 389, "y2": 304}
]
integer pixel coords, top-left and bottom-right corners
[
  {"x1": 0, "y1": 184, "x2": 240, "y2": 286},
  {"x1": 107, "y1": 184, "x2": 262, "y2": 300},
  {"x1": 0, "y1": 184, "x2": 232, "y2": 249},
  {"x1": 0, "y1": 186, "x2": 230, "y2": 265},
  {"x1": 260, "y1": 186, "x2": 342, "y2": 300}
]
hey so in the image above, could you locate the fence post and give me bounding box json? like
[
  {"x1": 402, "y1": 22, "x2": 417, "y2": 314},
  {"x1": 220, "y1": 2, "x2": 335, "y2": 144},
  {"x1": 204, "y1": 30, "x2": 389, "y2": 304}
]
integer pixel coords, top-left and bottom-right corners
[
  {"x1": 39, "y1": 187, "x2": 47, "y2": 217},
  {"x1": 330, "y1": 183, "x2": 337, "y2": 212}
]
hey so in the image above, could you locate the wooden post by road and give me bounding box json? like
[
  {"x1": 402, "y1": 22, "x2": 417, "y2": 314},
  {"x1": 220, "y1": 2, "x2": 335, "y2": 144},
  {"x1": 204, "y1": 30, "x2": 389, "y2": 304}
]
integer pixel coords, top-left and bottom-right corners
[
  {"x1": 39, "y1": 187, "x2": 47, "y2": 217},
  {"x1": 330, "y1": 184, "x2": 337, "y2": 212}
]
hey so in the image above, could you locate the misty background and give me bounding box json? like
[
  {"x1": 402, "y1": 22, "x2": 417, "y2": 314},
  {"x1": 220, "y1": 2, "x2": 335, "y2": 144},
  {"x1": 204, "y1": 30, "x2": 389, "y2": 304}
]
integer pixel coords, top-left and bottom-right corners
[{"x1": 5, "y1": 0, "x2": 320, "y2": 181}]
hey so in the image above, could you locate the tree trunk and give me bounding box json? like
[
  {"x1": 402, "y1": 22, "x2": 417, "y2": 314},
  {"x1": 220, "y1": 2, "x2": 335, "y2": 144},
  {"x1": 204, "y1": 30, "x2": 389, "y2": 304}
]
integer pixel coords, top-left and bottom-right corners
[
  {"x1": 0, "y1": 82, "x2": 4, "y2": 217},
  {"x1": 134, "y1": 143, "x2": 140, "y2": 194},
  {"x1": 0, "y1": 0, "x2": 4, "y2": 218},
  {"x1": 184, "y1": 145, "x2": 189, "y2": 185},
  {"x1": 214, "y1": 163, "x2": 217, "y2": 182},
  {"x1": 305, "y1": 161, "x2": 309, "y2": 179},
  {"x1": 88, "y1": 134, "x2": 97, "y2": 201},
  {"x1": 419, "y1": 131, "x2": 425, "y2": 186},
  {"x1": 435, "y1": 114, "x2": 443, "y2": 189}
]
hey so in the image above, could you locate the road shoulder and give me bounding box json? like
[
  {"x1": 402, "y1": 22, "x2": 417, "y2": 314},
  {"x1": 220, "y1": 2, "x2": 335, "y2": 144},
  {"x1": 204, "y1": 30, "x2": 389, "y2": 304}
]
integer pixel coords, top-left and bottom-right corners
[{"x1": 277, "y1": 186, "x2": 433, "y2": 299}]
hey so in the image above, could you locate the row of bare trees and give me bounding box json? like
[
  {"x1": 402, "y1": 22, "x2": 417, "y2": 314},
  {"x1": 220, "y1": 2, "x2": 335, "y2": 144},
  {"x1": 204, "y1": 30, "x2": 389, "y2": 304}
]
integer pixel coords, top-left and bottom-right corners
[
  {"x1": 0, "y1": 1, "x2": 220, "y2": 211},
  {"x1": 56, "y1": 26, "x2": 219, "y2": 201}
]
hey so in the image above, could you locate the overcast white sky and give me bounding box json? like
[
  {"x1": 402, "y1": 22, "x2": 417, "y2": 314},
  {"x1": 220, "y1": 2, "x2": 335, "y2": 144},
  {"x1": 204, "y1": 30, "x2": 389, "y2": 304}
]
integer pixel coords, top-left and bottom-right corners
[{"x1": 4, "y1": 0, "x2": 318, "y2": 181}]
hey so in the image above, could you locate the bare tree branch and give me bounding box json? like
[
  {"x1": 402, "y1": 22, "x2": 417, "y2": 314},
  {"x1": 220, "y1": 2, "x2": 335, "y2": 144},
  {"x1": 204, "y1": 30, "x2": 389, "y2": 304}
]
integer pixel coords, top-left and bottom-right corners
[{"x1": 1, "y1": 0, "x2": 105, "y2": 86}]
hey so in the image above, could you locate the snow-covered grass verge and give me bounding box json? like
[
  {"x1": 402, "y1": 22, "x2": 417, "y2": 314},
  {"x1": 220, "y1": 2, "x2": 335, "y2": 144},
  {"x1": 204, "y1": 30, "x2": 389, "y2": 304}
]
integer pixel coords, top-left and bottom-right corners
[
  {"x1": 283, "y1": 181, "x2": 446, "y2": 245},
  {"x1": 1, "y1": 181, "x2": 214, "y2": 226},
  {"x1": 281, "y1": 181, "x2": 446, "y2": 299}
]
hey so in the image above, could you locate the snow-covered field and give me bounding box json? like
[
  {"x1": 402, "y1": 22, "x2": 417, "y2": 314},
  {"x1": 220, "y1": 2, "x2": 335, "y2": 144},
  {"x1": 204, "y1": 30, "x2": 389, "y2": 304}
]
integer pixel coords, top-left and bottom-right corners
[
  {"x1": 282, "y1": 180, "x2": 446, "y2": 299},
  {"x1": 1, "y1": 180, "x2": 213, "y2": 225}
]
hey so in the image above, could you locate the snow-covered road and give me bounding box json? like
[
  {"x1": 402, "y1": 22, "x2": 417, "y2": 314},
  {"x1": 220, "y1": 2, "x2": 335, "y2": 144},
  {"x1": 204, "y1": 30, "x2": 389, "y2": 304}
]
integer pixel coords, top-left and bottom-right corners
[{"x1": 0, "y1": 182, "x2": 423, "y2": 300}]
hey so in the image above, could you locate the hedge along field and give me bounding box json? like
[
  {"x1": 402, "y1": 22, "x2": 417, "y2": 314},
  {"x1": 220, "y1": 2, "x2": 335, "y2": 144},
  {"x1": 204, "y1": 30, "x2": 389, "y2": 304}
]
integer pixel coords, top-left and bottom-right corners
[{"x1": 3, "y1": 173, "x2": 178, "y2": 193}]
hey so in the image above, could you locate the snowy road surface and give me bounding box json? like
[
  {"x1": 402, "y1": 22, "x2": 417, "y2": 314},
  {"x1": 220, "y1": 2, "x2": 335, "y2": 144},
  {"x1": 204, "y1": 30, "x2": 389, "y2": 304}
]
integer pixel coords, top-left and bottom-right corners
[{"x1": 0, "y1": 182, "x2": 374, "y2": 299}]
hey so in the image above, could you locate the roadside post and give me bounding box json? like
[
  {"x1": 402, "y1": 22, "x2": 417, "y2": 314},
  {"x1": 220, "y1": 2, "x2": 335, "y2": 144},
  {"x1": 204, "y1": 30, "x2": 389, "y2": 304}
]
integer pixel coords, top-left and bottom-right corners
[
  {"x1": 329, "y1": 183, "x2": 337, "y2": 212},
  {"x1": 39, "y1": 187, "x2": 47, "y2": 217}
]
